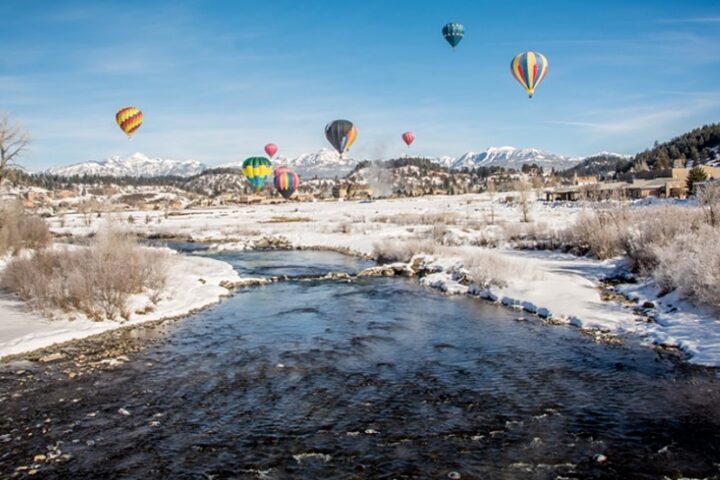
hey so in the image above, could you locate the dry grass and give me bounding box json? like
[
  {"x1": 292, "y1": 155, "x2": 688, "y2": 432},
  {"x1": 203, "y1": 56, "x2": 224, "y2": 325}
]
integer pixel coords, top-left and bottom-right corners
[
  {"x1": 259, "y1": 216, "x2": 313, "y2": 224},
  {"x1": 373, "y1": 212, "x2": 460, "y2": 225},
  {"x1": 1, "y1": 228, "x2": 168, "y2": 321},
  {"x1": 0, "y1": 201, "x2": 51, "y2": 255}
]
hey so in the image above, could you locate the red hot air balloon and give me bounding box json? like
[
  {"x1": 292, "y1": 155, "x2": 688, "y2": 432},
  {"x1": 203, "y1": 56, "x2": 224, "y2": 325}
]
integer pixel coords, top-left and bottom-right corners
[
  {"x1": 402, "y1": 131, "x2": 415, "y2": 147},
  {"x1": 264, "y1": 143, "x2": 278, "y2": 158}
]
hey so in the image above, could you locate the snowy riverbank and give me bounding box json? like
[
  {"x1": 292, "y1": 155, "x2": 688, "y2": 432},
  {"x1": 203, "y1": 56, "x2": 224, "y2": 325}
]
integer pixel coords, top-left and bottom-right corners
[
  {"x1": 0, "y1": 250, "x2": 241, "y2": 358},
  {"x1": 4, "y1": 194, "x2": 719, "y2": 367}
]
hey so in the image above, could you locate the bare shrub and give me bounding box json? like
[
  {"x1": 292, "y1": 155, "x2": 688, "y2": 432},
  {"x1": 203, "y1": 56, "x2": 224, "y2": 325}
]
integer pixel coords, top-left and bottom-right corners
[
  {"x1": 653, "y1": 224, "x2": 720, "y2": 309},
  {"x1": 372, "y1": 238, "x2": 438, "y2": 263},
  {"x1": 697, "y1": 182, "x2": 720, "y2": 227},
  {"x1": 0, "y1": 201, "x2": 51, "y2": 255},
  {"x1": 1, "y1": 228, "x2": 168, "y2": 321},
  {"x1": 567, "y1": 208, "x2": 629, "y2": 259}
]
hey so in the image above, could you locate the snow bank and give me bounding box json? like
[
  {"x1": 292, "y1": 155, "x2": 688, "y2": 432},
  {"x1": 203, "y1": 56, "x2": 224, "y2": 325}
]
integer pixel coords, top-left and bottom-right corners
[{"x1": 0, "y1": 250, "x2": 241, "y2": 358}]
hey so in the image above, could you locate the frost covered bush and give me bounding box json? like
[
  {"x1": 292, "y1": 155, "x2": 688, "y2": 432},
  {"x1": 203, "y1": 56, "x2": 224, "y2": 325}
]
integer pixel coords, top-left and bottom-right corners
[
  {"x1": 462, "y1": 251, "x2": 510, "y2": 289},
  {"x1": 372, "y1": 238, "x2": 438, "y2": 263},
  {"x1": 0, "y1": 201, "x2": 51, "y2": 255},
  {"x1": 620, "y1": 206, "x2": 705, "y2": 271},
  {"x1": 1, "y1": 228, "x2": 168, "y2": 321},
  {"x1": 652, "y1": 225, "x2": 720, "y2": 309}
]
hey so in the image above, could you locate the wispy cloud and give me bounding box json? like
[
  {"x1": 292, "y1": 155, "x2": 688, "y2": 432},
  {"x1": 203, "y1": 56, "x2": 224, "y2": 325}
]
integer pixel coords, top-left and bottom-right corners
[
  {"x1": 547, "y1": 95, "x2": 720, "y2": 134},
  {"x1": 656, "y1": 17, "x2": 720, "y2": 24}
]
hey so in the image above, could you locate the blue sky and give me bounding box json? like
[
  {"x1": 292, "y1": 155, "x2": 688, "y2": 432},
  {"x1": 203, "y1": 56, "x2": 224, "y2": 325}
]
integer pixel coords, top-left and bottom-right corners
[{"x1": 1, "y1": 0, "x2": 719, "y2": 169}]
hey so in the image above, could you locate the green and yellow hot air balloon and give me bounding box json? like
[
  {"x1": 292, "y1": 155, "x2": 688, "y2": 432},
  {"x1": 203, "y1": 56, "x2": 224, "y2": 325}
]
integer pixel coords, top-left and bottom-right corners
[{"x1": 242, "y1": 156, "x2": 273, "y2": 192}]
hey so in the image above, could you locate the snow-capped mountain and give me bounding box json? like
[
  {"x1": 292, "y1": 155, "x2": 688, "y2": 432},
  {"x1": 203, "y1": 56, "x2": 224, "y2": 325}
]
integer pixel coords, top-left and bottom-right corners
[
  {"x1": 48, "y1": 153, "x2": 206, "y2": 178},
  {"x1": 275, "y1": 149, "x2": 358, "y2": 178},
  {"x1": 222, "y1": 149, "x2": 358, "y2": 178},
  {"x1": 446, "y1": 146, "x2": 580, "y2": 171}
]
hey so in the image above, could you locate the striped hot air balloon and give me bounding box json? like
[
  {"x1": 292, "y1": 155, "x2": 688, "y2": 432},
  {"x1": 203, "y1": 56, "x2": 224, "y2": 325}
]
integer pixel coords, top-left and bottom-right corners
[
  {"x1": 510, "y1": 52, "x2": 549, "y2": 98},
  {"x1": 242, "y1": 156, "x2": 273, "y2": 192},
  {"x1": 274, "y1": 169, "x2": 300, "y2": 199},
  {"x1": 115, "y1": 107, "x2": 143, "y2": 138}
]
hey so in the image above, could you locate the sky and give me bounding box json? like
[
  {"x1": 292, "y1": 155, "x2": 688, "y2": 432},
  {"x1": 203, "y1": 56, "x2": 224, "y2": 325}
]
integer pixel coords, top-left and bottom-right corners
[{"x1": 1, "y1": 0, "x2": 720, "y2": 170}]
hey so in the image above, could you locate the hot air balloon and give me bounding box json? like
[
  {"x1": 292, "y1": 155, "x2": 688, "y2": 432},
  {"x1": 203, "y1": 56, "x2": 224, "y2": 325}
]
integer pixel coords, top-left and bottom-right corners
[
  {"x1": 325, "y1": 120, "x2": 357, "y2": 157},
  {"x1": 510, "y1": 51, "x2": 549, "y2": 98},
  {"x1": 116, "y1": 107, "x2": 143, "y2": 138},
  {"x1": 442, "y1": 23, "x2": 464, "y2": 49},
  {"x1": 242, "y1": 156, "x2": 273, "y2": 192},
  {"x1": 274, "y1": 169, "x2": 300, "y2": 199},
  {"x1": 402, "y1": 131, "x2": 415, "y2": 147},
  {"x1": 265, "y1": 143, "x2": 278, "y2": 158}
]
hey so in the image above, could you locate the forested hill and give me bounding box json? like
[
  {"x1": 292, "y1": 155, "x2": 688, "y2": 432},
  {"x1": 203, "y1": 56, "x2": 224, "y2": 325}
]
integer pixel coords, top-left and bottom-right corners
[{"x1": 633, "y1": 123, "x2": 720, "y2": 170}]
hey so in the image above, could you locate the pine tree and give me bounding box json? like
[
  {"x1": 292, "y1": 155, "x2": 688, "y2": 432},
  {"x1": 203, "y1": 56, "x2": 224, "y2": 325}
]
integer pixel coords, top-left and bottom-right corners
[{"x1": 686, "y1": 166, "x2": 708, "y2": 195}]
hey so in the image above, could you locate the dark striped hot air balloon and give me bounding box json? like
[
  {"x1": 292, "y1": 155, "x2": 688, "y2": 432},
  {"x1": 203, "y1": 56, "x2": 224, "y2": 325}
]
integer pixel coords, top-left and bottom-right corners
[
  {"x1": 242, "y1": 156, "x2": 273, "y2": 192},
  {"x1": 116, "y1": 107, "x2": 143, "y2": 138},
  {"x1": 442, "y1": 23, "x2": 464, "y2": 49},
  {"x1": 325, "y1": 120, "x2": 357, "y2": 158},
  {"x1": 274, "y1": 169, "x2": 300, "y2": 199},
  {"x1": 510, "y1": 51, "x2": 549, "y2": 98}
]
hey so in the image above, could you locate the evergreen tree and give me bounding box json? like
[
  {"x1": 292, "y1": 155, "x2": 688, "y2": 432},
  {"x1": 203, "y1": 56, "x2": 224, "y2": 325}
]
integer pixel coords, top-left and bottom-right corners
[{"x1": 686, "y1": 166, "x2": 708, "y2": 195}]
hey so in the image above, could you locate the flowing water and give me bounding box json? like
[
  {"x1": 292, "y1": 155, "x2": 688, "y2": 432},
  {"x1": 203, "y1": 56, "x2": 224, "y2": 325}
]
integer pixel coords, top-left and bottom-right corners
[{"x1": 1, "y1": 250, "x2": 719, "y2": 479}]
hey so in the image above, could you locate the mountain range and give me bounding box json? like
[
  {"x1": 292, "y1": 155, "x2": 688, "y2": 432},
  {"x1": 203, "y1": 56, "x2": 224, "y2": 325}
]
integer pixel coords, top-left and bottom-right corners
[
  {"x1": 47, "y1": 147, "x2": 621, "y2": 179},
  {"x1": 47, "y1": 152, "x2": 205, "y2": 178}
]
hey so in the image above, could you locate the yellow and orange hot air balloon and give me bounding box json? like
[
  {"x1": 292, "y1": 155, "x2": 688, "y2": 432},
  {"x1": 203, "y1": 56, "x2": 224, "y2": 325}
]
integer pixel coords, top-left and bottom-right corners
[
  {"x1": 510, "y1": 52, "x2": 549, "y2": 98},
  {"x1": 115, "y1": 107, "x2": 143, "y2": 138}
]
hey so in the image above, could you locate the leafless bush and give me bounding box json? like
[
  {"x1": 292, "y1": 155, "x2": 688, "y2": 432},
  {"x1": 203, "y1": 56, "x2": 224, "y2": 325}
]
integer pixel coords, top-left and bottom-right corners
[
  {"x1": 697, "y1": 183, "x2": 720, "y2": 227},
  {"x1": 653, "y1": 224, "x2": 720, "y2": 309},
  {"x1": 567, "y1": 207, "x2": 630, "y2": 259},
  {"x1": 0, "y1": 201, "x2": 51, "y2": 255},
  {"x1": 1, "y1": 228, "x2": 168, "y2": 321},
  {"x1": 372, "y1": 238, "x2": 439, "y2": 263}
]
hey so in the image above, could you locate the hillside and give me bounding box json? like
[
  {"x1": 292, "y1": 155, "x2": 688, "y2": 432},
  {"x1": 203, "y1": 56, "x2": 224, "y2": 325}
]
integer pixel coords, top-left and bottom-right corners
[{"x1": 633, "y1": 123, "x2": 720, "y2": 170}]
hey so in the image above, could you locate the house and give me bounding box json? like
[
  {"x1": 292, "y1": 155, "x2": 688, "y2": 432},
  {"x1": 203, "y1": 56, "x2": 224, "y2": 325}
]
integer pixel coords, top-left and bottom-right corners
[
  {"x1": 624, "y1": 177, "x2": 686, "y2": 199},
  {"x1": 573, "y1": 175, "x2": 597, "y2": 186},
  {"x1": 545, "y1": 182, "x2": 627, "y2": 201}
]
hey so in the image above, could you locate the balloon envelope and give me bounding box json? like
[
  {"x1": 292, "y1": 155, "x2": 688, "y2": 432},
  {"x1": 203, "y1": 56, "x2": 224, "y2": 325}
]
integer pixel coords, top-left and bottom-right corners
[
  {"x1": 442, "y1": 23, "x2": 464, "y2": 48},
  {"x1": 325, "y1": 120, "x2": 357, "y2": 156},
  {"x1": 242, "y1": 157, "x2": 273, "y2": 192},
  {"x1": 274, "y1": 170, "x2": 300, "y2": 199},
  {"x1": 264, "y1": 143, "x2": 278, "y2": 158},
  {"x1": 510, "y1": 51, "x2": 549, "y2": 98},
  {"x1": 116, "y1": 107, "x2": 143, "y2": 138},
  {"x1": 402, "y1": 131, "x2": 415, "y2": 147}
]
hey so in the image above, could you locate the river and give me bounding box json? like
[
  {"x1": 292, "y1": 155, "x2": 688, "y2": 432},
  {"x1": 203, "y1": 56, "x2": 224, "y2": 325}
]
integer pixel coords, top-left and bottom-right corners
[{"x1": 1, "y1": 249, "x2": 719, "y2": 479}]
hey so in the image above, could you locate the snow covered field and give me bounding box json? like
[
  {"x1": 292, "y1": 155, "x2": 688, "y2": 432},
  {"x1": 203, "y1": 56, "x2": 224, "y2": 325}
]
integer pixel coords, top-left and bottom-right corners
[{"x1": 3, "y1": 193, "x2": 719, "y2": 367}]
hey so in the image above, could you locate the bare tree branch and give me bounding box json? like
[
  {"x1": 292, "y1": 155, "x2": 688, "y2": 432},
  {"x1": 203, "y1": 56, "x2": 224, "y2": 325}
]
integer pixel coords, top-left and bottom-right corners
[{"x1": 0, "y1": 113, "x2": 31, "y2": 185}]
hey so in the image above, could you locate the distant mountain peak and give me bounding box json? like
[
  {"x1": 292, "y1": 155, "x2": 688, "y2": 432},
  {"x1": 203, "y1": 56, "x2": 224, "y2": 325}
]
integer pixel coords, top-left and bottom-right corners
[{"x1": 445, "y1": 146, "x2": 579, "y2": 171}]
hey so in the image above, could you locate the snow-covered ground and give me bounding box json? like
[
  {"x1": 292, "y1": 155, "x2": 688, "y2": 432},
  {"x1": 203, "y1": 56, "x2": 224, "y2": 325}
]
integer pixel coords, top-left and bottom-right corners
[
  {"x1": 0, "y1": 250, "x2": 241, "y2": 358},
  {"x1": 3, "y1": 193, "x2": 719, "y2": 367}
]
